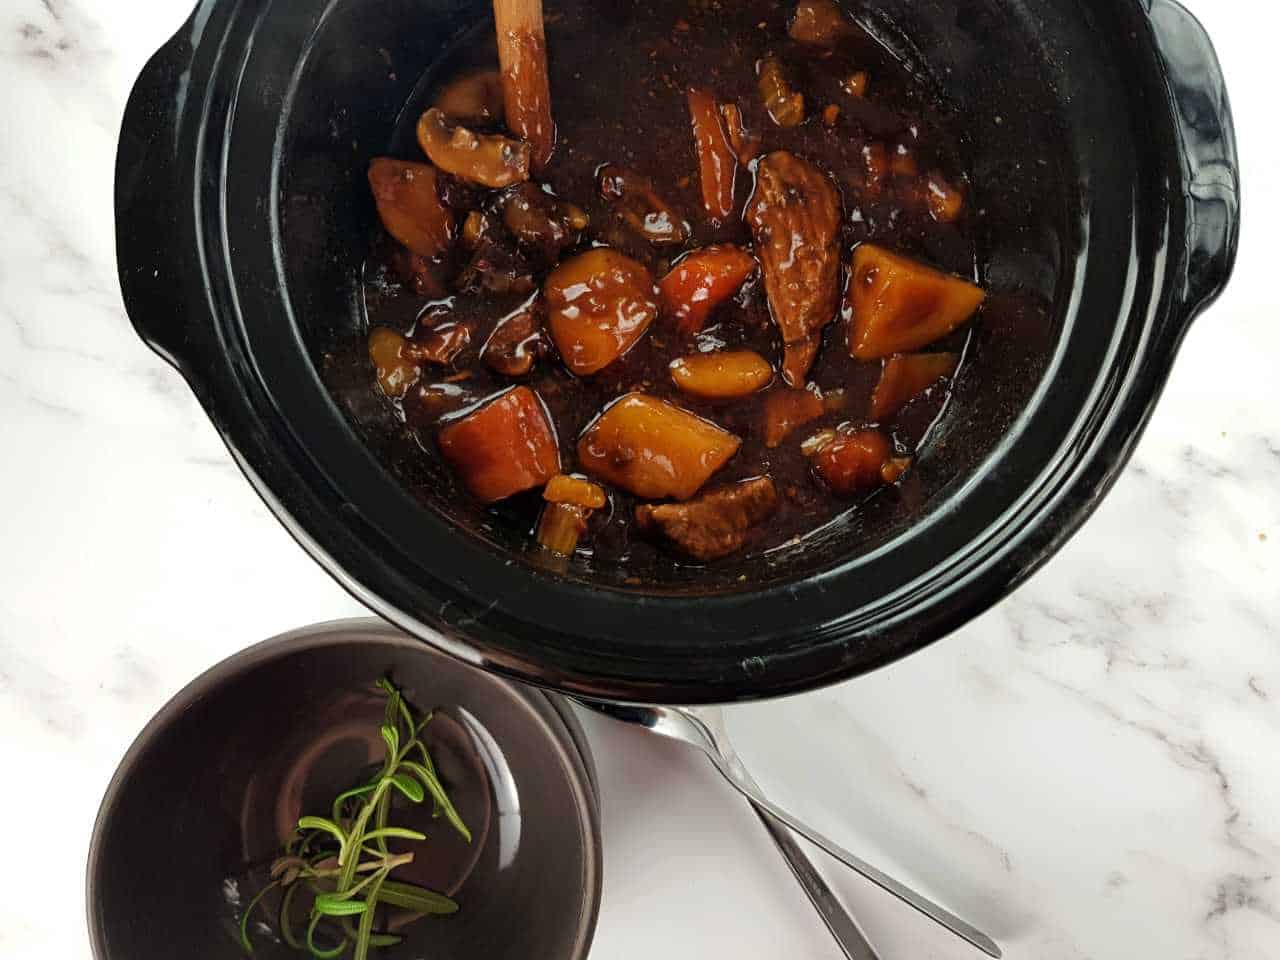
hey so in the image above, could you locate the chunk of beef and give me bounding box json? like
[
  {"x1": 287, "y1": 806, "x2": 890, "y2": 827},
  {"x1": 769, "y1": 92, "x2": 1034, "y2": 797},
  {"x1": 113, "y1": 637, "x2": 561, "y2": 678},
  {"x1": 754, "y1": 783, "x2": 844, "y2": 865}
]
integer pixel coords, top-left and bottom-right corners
[
  {"x1": 746, "y1": 152, "x2": 843, "y2": 385},
  {"x1": 636, "y1": 477, "x2": 779, "y2": 561}
]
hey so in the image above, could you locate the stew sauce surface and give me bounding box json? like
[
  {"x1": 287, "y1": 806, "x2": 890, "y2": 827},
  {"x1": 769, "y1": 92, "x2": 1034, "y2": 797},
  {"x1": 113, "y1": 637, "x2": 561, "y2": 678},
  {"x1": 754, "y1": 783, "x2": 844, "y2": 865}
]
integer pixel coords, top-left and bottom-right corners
[{"x1": 362, "y1": 0, "x2": 986, "y2": 571}]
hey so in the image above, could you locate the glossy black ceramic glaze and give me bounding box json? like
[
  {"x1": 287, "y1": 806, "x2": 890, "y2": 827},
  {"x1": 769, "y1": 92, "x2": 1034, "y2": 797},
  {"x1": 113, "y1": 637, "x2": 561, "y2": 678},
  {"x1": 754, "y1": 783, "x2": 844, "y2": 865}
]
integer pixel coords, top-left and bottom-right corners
[
  {"x1": 86, "y1": 621, "x2": 602, "y2": 960},
  {"x1": 115, "y1": 0, "x2": 1238, "y2": 702}
]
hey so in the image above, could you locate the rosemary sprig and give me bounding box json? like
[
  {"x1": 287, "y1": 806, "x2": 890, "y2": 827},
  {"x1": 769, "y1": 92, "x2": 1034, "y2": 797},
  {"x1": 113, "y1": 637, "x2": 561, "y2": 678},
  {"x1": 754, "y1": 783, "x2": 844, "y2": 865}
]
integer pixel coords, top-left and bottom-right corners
[{"x1": 239, "y1": 679, "x2": 470, "y2": 958}]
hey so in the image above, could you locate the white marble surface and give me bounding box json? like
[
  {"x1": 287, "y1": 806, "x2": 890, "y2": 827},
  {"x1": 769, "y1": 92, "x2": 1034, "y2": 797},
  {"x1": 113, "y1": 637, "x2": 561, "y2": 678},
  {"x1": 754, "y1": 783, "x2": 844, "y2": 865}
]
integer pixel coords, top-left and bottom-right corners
[{"x1": 0, "y1": 1, "x2": 1276, "y2": 958}]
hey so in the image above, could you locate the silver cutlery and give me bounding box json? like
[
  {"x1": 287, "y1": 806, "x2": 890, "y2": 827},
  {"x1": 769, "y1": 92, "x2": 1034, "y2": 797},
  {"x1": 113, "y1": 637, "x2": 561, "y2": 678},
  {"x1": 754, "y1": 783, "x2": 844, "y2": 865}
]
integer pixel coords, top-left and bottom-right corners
[{"x1": 577, "y1": 700, "x2": 1001, "y2": 959}]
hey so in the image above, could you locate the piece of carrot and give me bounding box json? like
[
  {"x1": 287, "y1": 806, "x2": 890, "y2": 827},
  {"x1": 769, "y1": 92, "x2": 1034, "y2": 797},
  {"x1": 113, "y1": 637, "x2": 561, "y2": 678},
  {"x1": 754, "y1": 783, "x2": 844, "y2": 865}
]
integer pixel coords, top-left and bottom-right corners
[
  {"x1": 438, "y1": 387, "x2": 561, "y2": 503},
  {"x1": 688, "y1": 87, "x2": 739, "y2": 225},
  {"x1": 659, "y1": 245, "x2": 757, "y2": 335}
]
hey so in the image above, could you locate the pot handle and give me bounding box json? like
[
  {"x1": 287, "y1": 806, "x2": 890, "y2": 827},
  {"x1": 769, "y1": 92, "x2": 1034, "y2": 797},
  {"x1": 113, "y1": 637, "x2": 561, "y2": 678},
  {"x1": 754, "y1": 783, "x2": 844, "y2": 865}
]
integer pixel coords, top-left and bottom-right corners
[
  {"x1": 115, "y1": 4, "x2": 213, "y2": 384},
  {"x1": 1147, "y1": 0, "x2": 1240, "y2": 319}
]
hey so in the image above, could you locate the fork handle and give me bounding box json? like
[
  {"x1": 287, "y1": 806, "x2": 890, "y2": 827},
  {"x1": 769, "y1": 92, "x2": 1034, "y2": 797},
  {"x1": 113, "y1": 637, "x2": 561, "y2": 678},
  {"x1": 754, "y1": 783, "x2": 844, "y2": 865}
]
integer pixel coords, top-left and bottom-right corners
[
  {"x1": 757, "y1": 807, "x2": 882, "y2": 960},
  {"x1": 721, "y1": 765, "x2": 1002, "y2": 959}
]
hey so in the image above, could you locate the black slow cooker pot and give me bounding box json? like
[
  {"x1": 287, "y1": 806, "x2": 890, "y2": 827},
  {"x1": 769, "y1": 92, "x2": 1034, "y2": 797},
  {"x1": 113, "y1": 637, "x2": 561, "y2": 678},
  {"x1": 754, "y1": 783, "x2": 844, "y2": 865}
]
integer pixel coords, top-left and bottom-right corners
[{"x1": 116, "y1": 0, "x2": 1238, "y2": 703}]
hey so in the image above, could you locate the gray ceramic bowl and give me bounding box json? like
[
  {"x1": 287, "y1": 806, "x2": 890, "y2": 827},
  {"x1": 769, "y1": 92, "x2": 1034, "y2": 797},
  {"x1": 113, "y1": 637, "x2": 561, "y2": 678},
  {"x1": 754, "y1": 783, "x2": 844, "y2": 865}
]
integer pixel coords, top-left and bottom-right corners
[{"x1": 86, "y1": 620, "x2": 602, "y2": 960}]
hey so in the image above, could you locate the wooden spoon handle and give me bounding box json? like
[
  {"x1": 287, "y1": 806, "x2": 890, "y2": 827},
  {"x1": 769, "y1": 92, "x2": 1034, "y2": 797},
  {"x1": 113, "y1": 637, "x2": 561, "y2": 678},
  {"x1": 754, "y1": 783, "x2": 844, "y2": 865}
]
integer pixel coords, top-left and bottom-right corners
[{"x1": 494, "y1": 0, "x2": 556, "y2": 170}]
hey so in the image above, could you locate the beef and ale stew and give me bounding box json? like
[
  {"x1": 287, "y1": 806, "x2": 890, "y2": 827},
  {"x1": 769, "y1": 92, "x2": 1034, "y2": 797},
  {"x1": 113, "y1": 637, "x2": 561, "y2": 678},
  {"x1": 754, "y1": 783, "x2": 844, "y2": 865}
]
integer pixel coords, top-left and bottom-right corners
[{"x1": 363, "y1": 0, "x2": 988, "y2": 567}]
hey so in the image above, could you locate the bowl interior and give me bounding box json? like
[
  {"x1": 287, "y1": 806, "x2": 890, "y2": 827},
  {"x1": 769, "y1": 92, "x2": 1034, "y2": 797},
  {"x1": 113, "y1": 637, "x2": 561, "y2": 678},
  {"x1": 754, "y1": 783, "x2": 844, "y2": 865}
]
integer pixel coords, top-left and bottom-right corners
[{"x1": 87, "y1": 623, "x2": 601, "y2": 960}]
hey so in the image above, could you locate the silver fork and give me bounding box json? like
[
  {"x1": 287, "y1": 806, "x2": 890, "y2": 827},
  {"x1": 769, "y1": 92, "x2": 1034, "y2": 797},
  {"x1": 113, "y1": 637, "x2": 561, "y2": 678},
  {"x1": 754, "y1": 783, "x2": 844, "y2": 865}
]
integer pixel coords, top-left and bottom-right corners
[{"x1": 577, "y1": 700, "x2": 1001, "y2": 959}]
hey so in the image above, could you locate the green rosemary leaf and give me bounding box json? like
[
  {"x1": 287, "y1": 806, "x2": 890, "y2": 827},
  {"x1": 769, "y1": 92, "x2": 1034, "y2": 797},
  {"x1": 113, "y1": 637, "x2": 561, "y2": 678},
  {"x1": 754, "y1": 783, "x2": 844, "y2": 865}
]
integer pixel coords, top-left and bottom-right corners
[
  {"x1": 313, "y1": 894, "x2": 369, "y2": 917},
  {"x1": 401, "y1": 761, "x2": 471, "y2": 843},
  {"x1": 237, "y1": 879, "x2": 280, "y2": 954},
  {"x1": 377, "y1": 880, "x2": 460, "y2": 915},
  {"x1": 305, "y1": 913, "x2": 348, "y2": 959},
  {"x1": 412, "y1": 740, "x2": 438, "y2": 778},
  {"x1": 279, "y1": 882, "x2": 304, "y2": 950},
  {"x1": 299, "y1": 817, "x2": 348, "y2": 850},
  {"x1": 243, "y1": 681, "x2": 465, "y2": 957},
  {"x1": 330, "y1": 783, "x2": 378, "y2": 824},
  {"x1": 353, "y1": 872, "x2": 389, "y2": 960},
  {"x1": 380, "y1": 725, "x2": 399, "y2": 760},
  {"x1": 387, "y1": 773, "x2": 425, "y2": 804},
  {"x1": 362, "y1": 827, "x2": 428, "y2": 844}
]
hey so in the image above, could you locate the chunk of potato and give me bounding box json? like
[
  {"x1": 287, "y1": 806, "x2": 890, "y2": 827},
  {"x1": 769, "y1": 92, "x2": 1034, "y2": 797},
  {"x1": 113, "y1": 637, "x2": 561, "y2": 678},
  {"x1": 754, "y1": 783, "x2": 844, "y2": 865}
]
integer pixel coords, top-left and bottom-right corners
[
  {"x1": 762, "y1": 387, "x2": 825, "y2": 448},
  {"x1": 417, "y1": 108, "x2": 531, "y2": 189},
  {"x1": 659, "y1": 245, "x2": 757, "y2": 335},
  {"x1": 808, "y1": 429, "x2": 893, "y2": 496},
  {"x1": 670, "y1": 350, "x2": 774, "y2": 400},
  {"x1": 846, "y1": 244, "x2": 986, "y2": 359},
  {"x1": 868, "y1": 352, "x2": 959, "y2": 421},
  {"x1": 368, "y1": 159, "x2": 454, "y2": 259},
  {"x1": 545, "y1": 249, "x2": 659, "y2": 376},
  {"x1": 438, "y1": 387, "x2": 561, "y2": 503},
  {"x1": 578, "y1": 393, "x2": 741, "y2": 501},
  {"x1": 368, "y1": 327, "x2": 421, "y2": 399}
]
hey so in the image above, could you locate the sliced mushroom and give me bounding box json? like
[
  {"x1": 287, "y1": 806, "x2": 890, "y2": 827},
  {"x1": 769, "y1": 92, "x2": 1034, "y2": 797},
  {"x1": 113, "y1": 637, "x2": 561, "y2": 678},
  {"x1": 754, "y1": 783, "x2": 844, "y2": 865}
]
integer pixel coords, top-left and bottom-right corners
[
  {"x1": 500, "y1": 182, "x2": 589, "y2": 262},
  {"x1": 434, "y1": 70, "x2": 505, "y2": 125},
  {"x1": 598, "y1": 164, "x2": 691, "y2": 246},
  {"x1": 417, "y1": 108, "x2": 531, "y2": 189},
  {"x1": 758, "y1": 56, "x2": 805, "y2": 128},
  {"x1": 368, "y1": 158, "x2": 454, "y2": 258},
  {"x1": 483, "y1": 301, "x2": 546, "y2": 377},
  {"x1": 456, "y1": 239, "x2": 537, "y2": 296}
]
